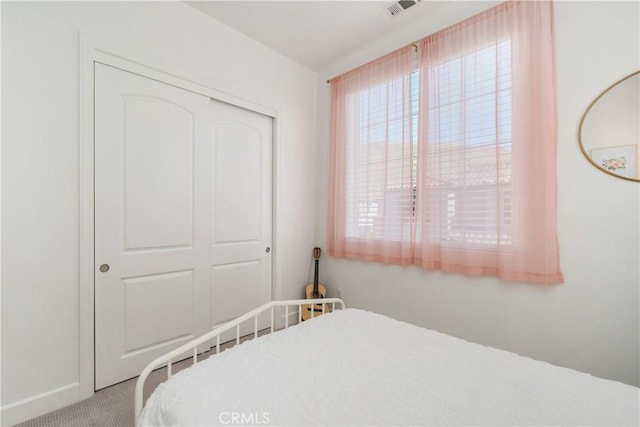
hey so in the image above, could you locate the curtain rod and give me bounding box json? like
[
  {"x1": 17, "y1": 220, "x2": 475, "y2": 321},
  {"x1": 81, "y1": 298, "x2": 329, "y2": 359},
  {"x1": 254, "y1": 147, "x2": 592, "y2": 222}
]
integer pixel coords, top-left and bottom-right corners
[{"x1": 326, "y1": 41, "x2": 419, "y2": 84}]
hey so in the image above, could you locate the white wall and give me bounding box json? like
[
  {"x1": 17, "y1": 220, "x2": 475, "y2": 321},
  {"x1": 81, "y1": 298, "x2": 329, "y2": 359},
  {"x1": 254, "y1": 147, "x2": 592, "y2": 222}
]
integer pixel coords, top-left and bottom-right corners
[
  {"x1": 1, "y1": 1, "x2": 317, "y2": 424},
  {"x1": 316, "y1": 1, "x2": 640, "y2": 387}
]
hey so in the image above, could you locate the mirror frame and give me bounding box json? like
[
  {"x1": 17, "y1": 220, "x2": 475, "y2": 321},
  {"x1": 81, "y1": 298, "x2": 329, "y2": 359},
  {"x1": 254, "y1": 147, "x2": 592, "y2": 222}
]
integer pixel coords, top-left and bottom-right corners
[{"x1": 578, "y1": 70, "x2": 640, "y2": 183}]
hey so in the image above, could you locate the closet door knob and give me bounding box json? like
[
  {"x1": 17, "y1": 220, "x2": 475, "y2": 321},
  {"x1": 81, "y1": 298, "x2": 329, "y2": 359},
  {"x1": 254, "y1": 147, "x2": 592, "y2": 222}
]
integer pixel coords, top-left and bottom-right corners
[
  {"x1": 99, "y1": 264, "x2": 110, "y2": 273},
  {"x1": 265, "y1": 247, "x2": 271, "y2": 253}
]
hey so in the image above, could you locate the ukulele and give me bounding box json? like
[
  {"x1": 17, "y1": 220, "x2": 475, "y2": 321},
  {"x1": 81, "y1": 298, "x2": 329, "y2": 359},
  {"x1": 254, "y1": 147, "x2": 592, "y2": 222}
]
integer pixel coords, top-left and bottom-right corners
[{"x1": 301, "y1": 247, "x2": 330, "y2": 321}]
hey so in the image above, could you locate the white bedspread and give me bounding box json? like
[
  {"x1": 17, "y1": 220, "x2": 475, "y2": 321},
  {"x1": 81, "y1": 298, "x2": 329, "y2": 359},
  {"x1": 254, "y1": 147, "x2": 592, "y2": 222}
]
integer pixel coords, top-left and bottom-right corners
[{"x1": 139, "y1": 309, "x2": 639, "y2": 426}]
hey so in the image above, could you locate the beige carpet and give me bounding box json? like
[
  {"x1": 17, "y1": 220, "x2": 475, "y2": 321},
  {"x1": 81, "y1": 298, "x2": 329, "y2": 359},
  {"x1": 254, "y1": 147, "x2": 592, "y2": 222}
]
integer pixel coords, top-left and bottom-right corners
[{"x1": 14, "y1": 341, "x2": 238, "y2": 427}]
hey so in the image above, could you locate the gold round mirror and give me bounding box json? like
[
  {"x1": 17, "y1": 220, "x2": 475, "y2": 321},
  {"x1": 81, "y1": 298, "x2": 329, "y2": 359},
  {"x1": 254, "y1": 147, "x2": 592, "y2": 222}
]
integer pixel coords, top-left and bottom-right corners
[{"x1": 578, "y1": 71, "x2": 639, "y2": 182}]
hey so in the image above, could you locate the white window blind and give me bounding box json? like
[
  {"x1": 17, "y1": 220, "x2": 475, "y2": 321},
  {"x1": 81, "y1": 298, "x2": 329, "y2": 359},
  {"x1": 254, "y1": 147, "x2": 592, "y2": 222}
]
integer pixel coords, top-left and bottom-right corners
[
  {"x1": 346, "y1": 41, "x2": 512, "y2": 247},
  {"x1": 345, "y1": 73, "x2": 416, "y2": 242},
  {"x1": 421, "y1": 40, "x2": 512, "y2": 248}
]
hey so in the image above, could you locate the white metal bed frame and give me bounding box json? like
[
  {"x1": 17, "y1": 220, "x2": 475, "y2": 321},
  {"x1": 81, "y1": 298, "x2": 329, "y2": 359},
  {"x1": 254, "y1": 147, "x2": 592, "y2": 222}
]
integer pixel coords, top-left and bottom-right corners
[{"x1": 134, "y1": 298, "x2": 345, "y2": 422}]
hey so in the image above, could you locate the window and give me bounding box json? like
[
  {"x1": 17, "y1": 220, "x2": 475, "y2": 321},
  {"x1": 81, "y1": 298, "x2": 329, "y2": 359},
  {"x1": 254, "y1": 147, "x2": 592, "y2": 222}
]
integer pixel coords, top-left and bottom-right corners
[
  {"x1": 421, "y1": 40, "x2": 512, "y2": 248},
  {"x1": 345, "y1": 72, "x2": 416, "y2": 242},
  {"x1": 328, "y1": 0, "x2": 563, "y2": 284},
  {"x1": 347, "y1": 41, "x2": 512, "y2": 247}
]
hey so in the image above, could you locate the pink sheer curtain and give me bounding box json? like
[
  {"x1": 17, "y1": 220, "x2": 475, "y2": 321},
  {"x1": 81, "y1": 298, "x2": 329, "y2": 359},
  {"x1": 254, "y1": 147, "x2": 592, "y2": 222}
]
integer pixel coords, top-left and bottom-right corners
[
  {"x1": 328, "y1": 46, "x2": 416, "y2": 264},
  {"x1": 415, "y1": 0, "x2": 562, "y2": 283},
  {"x1": 328, "y1": 1, "x2": 563, "y2": 284}
]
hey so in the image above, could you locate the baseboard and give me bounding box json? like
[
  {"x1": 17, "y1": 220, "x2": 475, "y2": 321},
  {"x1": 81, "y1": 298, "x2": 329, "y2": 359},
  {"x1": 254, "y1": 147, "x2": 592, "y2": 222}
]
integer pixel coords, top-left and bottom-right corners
[{"x1": 1, "y1": 382, "x2": 81, "y2": 426}]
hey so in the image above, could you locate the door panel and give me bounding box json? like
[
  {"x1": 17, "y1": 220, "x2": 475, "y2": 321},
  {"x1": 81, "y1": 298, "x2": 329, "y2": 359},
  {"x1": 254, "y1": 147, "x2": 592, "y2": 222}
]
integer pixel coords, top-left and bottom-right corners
[
  {"x1": 94, "y1": 63, "x2": 211, "y2": 389},
  {"x1": 210, "y1": 102, "x2": 272, "y2": 330},
  {"x1": 212, "y1": 262, "x2": 260, "y2": 322},
  {"x1": 122, "y1": 270, "x2": 195, "y2": 355},
  {"x1": 123, "y1": 97, "x2": 195, "y2": 251},
  {"x1": 214, "y1": 123, "x2": 262, "y2": 243}
]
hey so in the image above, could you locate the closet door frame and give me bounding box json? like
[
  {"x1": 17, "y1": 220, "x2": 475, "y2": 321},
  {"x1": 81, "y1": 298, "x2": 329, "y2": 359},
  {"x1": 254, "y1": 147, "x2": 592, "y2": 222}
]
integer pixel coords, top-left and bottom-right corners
[{"x1": 78, "y1": 33, "x2": 278, "y2": 400}]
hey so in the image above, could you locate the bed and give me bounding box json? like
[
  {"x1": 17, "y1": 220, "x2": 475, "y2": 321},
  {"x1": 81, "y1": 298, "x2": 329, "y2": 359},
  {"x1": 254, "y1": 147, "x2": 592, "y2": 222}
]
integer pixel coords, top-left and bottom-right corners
[{"x1": 135, "y1": 299, "x2": 639, "y2": 426}]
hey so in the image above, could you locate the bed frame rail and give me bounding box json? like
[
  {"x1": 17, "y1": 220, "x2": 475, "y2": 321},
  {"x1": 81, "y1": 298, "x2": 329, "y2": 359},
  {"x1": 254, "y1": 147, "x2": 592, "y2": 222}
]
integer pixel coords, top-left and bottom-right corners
[{"x1": 134, "y1": 298, "x2": 345, "y2": 422}]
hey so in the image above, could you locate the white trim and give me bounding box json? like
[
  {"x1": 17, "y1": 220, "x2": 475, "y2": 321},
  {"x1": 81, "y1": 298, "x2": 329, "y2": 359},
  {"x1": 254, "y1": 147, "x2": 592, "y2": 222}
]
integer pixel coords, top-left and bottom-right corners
[
  {"x1": 269, "y1": 114, "x2": 284, "y2": 330},
  {"x1": 79, "y1": 32, "x2": 279, "y2": 404},
  {"x1": 271, "y1": 116, "x2": 280, "y2": 302},
  {"x1": 78, "y1": 32, "x2": 96, "y2": 402},
  {"x1": 0, "y1": 383, "x2": 80, "y2": 426},
  {"x1": 84, "y1": 34, "x2": 277, "y2": 118}
]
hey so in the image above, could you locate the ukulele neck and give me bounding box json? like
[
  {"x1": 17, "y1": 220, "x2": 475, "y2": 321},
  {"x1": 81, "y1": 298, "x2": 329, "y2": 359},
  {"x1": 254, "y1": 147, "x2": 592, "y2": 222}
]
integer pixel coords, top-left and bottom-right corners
[{"x1": 313, "y1": 259, "x2": 319, "y2": 294}]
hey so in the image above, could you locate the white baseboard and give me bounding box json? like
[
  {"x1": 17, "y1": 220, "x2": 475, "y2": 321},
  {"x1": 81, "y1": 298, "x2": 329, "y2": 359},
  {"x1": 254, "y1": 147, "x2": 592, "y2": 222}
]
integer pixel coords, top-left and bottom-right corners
[{"x1": 1, "y1": 382, "x2": 81, "y2": 426}]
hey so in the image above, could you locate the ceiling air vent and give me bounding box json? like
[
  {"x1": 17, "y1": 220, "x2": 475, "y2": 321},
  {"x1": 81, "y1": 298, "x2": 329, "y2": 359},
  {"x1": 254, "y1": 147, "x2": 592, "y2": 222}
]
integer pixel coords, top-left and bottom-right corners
[{"x1": 386, "y1": 0, "x2": 421, "y2": 16}]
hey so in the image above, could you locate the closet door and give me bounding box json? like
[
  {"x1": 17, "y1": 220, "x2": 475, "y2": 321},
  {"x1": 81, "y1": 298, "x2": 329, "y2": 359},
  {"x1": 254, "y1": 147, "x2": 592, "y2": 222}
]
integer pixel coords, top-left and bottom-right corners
[
  {"x1": 94, "y1": 63, "x2": 212, "y2": 389},
  {"x1": 210, "y1": 101, "x2": 272, "y2": 334}
]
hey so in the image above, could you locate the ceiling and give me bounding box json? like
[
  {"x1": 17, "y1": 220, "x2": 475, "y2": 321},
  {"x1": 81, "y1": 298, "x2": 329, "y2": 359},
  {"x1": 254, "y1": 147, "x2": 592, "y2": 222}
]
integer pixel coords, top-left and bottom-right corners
[{"x1": 186, "y1": 1, "x2": 449, "y2": 72}]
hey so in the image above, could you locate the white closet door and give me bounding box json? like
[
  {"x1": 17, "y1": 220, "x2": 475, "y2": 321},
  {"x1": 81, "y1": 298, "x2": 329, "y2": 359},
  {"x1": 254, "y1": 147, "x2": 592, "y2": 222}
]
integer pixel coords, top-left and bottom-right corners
[
  {"x1": 94, "y1": 63, "x2": 212, "y2": 389},
  {"x1": 210, "y1": 101, "x2": 272, "y2": 334}
]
